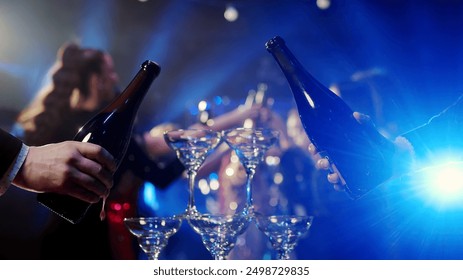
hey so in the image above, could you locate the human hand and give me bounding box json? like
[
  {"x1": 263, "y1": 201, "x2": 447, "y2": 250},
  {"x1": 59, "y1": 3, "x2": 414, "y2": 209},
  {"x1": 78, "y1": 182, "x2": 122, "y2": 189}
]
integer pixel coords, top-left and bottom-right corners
[
  {"x1": 309, "y1": 112, "x2": 375, "y2": 192},
  {"x1": 13, "y1": 141, "x2": 116, "y2": 203}
]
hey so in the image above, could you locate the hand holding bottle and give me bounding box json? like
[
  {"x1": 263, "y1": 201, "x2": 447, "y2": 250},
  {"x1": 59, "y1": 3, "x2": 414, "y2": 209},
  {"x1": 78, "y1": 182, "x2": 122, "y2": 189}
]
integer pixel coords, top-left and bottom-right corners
[
  {"x1": 13, "y1": 141, "x2": 116, "y2": 203},
  {"x1": 309, "y1": 112, "x2": 373, "y2": 191},
  {"x1": 310, "y1": 112, "x2": 415, "y2": 192}
]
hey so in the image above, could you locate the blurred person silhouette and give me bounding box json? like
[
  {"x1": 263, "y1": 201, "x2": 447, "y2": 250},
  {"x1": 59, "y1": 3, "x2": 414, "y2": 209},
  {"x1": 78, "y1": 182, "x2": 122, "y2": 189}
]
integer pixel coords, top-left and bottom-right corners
[
  {"x1": 10, "y1": 42, "x2": 186, "y2": 259},
  {"x1": 10, "y1": 41, "x2": 268, "y2": 260}
]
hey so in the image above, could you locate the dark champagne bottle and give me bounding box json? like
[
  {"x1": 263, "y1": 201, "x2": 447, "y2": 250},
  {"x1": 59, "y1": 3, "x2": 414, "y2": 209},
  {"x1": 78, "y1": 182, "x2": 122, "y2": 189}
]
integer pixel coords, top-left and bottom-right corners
[
  {"x1": 37, "y1": 60, "x2": 161, "y2": 224},
  {"x1": 265, "y1": 36, "x2": 395, "y2": 199}
]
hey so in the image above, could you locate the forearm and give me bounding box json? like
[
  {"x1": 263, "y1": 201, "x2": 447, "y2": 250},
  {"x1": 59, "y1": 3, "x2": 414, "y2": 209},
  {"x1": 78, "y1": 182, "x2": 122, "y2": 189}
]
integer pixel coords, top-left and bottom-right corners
[
  {"x1": 189, "y1": 105, "x2": 260, "y2": 132},
  {"x1": 119, "y1": 138, "x2": 185, "y2": 189}
]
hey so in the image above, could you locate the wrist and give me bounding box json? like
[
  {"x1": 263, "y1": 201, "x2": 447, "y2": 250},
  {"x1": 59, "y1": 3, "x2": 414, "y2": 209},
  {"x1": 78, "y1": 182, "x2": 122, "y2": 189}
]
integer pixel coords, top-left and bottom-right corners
[{"x1": 5, "y1": 144, "x2": 30, "y2": 193}]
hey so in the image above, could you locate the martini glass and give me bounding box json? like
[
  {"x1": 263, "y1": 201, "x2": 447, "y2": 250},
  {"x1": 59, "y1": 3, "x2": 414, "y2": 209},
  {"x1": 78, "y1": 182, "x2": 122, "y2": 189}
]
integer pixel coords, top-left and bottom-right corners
[
  {"x1": 254, "y1": 213, "x2": 313, "y2": 260},
  {"x1": 164, "y1": 129, "x2": 221, "y2": 217},
  {"x1": 223, "y1": 128, "x2": 279, "y2": 217},
  {"x1": 124, "y1": 215, "x2": 183, "y2": 260},
  {"x1": 188, "y1": 212, "x2": 250, "y2": 260}
]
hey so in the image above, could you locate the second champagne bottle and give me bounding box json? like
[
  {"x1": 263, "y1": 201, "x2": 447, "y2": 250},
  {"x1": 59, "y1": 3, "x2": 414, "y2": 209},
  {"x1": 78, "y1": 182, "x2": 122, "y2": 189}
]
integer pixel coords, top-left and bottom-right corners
[
  {"x1": 37, "y1": 60, "x2": 161, "y2": 224},
  {"x1": 265, "y1": 36, "x2": 395, "y2": 199}
]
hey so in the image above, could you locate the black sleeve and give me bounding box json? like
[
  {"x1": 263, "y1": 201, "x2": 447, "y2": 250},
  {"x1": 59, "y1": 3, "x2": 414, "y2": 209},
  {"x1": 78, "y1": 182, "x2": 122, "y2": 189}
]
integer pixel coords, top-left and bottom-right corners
[
  {"x1": 0, "y1": 129, "x2": 23, "y2": 178},
  {"x1": 117, "y1": 137, "x2": 185, "y2": 189}
]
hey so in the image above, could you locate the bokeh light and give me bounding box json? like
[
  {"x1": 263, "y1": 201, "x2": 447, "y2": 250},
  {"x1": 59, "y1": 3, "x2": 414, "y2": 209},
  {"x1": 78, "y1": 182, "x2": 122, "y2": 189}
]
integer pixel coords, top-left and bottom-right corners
[{"x1": 224, "y1": 4, "x2": 239, "y2": 22}]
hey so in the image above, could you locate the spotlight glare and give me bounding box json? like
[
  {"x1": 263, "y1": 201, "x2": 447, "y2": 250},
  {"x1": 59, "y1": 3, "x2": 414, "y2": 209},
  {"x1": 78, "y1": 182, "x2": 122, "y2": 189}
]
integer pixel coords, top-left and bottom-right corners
[
  {"x1": 432, "y1": 165, "x2": 463, "y2": 196},
  {"x1": 224, "y1": 5, "x2": 239, "y2": 22},
  {"x1": 316, "y1": 0, "x2": 331, "y2": 10},
  {"x1": 418, "y1": 160, "x2": 463, "y2": 209}
]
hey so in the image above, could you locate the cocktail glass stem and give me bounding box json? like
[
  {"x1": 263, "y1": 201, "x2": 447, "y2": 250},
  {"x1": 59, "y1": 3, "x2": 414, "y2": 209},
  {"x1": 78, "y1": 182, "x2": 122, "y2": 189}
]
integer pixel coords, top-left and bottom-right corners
[
  {"x1": 215, "y1": 253, "x2": 226, "y2": 260},
  {"x1": 187, "y1": 170, "x2": 198, "y2": 216},
  {"x1": 244, "y1": 169, "x2": 255, "y2": 216},
  {"x1": 139, "y1": 236, "x2": 163, "y2": 260},
  {"x1": 223, "y1": 128, "x2": 279, "y2": 220}
]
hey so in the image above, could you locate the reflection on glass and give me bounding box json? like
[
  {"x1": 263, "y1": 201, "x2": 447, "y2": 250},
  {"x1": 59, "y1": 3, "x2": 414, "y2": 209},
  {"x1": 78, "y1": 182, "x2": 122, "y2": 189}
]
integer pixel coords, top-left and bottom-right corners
[
  {"x1": 223, "y1": 128, "x2": 279, "y2": 217},
  {"x1": 188, "y1": 212, "x2": 250, "y2": 260},
  {"x1": 124, "y1": 216, "x2": 183, "y2": 260},
  {"x1": 254, "y1": 213, "x2": 313, "y2": 260},
  {"x1": 164, "y1": 129, "x2": 221, "y2": 217}
]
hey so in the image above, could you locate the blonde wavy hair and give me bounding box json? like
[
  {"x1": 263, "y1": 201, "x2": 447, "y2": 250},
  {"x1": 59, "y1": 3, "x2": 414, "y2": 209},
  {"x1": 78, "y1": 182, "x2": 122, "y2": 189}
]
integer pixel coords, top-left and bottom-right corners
[{"x1": 16, "y1": 42, "x2": 109, "y2": 145}]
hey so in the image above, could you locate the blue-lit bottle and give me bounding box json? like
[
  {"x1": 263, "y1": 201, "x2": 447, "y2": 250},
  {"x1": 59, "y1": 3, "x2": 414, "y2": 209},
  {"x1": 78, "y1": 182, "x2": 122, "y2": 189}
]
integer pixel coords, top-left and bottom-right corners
[
  {"x1": 266, "y1": 36, "x2": 395, "y2": 199},
  {"x1": 37, "y1": 60, "x2": 161, "y2": 223}
]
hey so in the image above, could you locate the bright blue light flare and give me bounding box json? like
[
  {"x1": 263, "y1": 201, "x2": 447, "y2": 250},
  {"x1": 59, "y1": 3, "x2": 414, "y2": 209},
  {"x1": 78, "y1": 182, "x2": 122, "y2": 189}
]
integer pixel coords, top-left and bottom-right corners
[
  {"x1": 417, "y1": 160, "x2": 463, "y2": 209},
  {"x1": 79, "y1": 0, "x2": 114, "y2": 50},
  {"x1": 142, "y1": 181, "x2": 159, "y2": 212}
]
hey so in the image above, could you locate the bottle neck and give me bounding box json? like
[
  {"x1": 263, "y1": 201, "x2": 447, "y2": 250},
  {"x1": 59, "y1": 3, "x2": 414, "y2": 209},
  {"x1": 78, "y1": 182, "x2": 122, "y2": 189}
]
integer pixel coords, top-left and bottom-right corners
[
  {"x1": 266, "y1": 37, "x2": 299, "y2": 76},
  {"x1": 266, "y1": 37, "x2": 323, "y2": 90},
  {"x1": 103, "y1": 61, "x2": 159, "y2": 113},
  {"x1": 266, "y1": 36, "x2": 340, "y2": 106}
]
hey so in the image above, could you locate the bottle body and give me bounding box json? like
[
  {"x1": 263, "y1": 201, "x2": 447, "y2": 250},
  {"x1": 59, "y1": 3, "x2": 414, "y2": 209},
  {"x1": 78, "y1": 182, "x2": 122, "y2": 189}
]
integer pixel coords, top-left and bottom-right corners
[
  {"x1": 37, "y1": 60, "x2": 161, "y2": 223},
  {"x1": 265, "y1": 36, "x2": 394, "y2": 199}
]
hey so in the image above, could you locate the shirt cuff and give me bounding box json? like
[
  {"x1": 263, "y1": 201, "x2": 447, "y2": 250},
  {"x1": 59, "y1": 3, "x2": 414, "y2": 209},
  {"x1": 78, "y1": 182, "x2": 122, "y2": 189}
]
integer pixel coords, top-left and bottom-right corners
[{"x1": 0, "y1": 143, "x2": 29, "y2": 195}]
